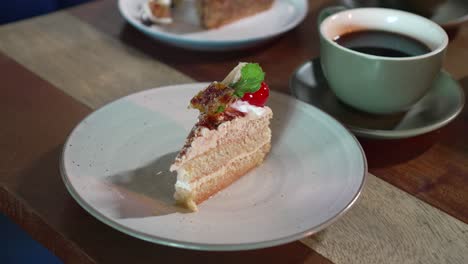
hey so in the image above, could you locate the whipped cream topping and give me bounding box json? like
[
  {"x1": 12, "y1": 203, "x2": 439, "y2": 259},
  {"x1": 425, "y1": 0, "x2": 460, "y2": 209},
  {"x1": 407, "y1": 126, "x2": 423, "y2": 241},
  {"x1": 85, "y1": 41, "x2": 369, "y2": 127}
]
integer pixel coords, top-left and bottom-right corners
[
  {"x1": 141, "y1": 0, "x2": 172, "y2": 24},
  {"x1": 230, "y1": 100, "x2": 267, "y2": 117},
  {"x1": 175, "y1": 179, "x2": 191, "y2": 191},
  {"x1": 222, "y1": 62, "x2": 268, "y2": 117}
]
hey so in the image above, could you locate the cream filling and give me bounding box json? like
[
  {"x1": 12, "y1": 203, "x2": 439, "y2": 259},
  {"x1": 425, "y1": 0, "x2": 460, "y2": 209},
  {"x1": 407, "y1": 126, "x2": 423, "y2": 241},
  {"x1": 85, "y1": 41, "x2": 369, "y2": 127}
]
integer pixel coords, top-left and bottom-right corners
[
  {"x1": 175, "y1": 179, "x2": 191, "y2": 191},
  {"x1": 175, "y1": 139, "x2": 270, "y2": 197}
]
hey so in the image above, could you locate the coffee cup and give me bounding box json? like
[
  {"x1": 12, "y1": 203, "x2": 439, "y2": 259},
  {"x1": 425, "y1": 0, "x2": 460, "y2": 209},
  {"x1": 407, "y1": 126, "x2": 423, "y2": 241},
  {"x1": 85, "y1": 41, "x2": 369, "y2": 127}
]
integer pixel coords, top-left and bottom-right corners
[{"x1": 318, "y1": 6, "x2": 448, "y2": 114}]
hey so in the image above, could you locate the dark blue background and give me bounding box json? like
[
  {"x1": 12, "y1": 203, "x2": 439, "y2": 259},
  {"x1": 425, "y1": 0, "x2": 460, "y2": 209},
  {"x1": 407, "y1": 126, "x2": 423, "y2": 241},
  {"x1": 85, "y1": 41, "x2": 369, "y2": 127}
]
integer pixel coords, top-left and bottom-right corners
[
  {"x1": 0, "y1": 213, "x2": 62, "y2": 264},
  {"x1": 1, "y1": 0, "x2": 91, "y2": 24}
]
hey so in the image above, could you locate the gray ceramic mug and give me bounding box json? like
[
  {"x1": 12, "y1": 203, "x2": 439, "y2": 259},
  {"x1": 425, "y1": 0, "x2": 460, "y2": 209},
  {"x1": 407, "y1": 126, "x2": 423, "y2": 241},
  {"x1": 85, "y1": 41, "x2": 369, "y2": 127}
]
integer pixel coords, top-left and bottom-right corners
[{"x1": 319, "y1": 7, "x2": 449, "y2": 114}]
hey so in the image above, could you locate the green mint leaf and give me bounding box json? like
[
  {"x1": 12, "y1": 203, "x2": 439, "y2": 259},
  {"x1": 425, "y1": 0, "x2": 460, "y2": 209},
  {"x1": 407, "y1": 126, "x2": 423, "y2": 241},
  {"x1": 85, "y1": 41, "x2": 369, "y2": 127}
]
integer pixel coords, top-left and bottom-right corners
[
  {"x1": 215, "y1": 105, "x2": 225, "y2": 113},
  {"x1": 232, "y1": 63, "x2": 265, "y2": 97},
  {"x1": 234, "y1": 90, "x2": 244, "y2": 98}
]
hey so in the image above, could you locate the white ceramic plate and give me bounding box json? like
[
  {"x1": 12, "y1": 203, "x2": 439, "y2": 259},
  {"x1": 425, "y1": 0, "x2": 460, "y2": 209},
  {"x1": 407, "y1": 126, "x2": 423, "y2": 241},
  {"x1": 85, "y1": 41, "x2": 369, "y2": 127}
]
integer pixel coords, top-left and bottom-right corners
[
  {"x1": 61, "y1": 83, "x2": 367, "y2": 251},
  {"x1": 118, "y1": 0, "x2": 308, "y2": 51}
]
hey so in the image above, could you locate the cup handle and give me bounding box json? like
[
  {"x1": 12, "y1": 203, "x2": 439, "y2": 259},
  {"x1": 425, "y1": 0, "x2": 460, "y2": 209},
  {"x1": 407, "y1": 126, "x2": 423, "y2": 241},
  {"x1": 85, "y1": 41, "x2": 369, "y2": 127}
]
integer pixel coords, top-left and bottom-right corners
[{"x1": 318, "y1": 6, "x2": 347, "y2": 25}]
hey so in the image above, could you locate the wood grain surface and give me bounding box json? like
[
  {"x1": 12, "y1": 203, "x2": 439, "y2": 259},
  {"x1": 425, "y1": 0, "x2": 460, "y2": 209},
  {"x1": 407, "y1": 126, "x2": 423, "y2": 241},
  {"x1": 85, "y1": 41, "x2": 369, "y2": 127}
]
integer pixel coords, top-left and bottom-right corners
[
  {"x1": 0, "y1": 13, "x2": 192, "y2": 109},
  {"x1": 68, "y1": 0, "x2": 331, "y2": 95},
  {"x1": 1, "y1": 7, "x2": 468, "y2": 263},
  {"x1": 0, "y1": 53, "x2": 96, "y2": 264},
  {"x1": 302, "y1": 175, "x2": 468, "y2": 264}
]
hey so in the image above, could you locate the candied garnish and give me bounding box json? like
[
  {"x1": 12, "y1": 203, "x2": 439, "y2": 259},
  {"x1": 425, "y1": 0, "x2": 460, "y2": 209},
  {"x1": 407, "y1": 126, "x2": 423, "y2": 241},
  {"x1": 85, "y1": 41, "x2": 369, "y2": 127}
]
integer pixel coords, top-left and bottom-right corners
[
  {"x1": 190, "y1": 82, "x2": 236, "y2": 115},
  {"x1": 188, "y1": 82, "x2": 248, "y2": 130},
  {"x1": 197, "y1": 114, "x2": 221, "y2": 130}
]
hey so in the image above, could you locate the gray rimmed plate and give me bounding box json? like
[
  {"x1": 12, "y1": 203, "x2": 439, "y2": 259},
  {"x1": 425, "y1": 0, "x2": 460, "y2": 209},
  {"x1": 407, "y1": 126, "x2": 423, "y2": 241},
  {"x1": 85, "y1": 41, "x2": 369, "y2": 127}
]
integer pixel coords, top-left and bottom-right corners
[
  {"x1": 290, "y1": 58, "x2": 465, "y2": 139},
  {"x1": 118, "y1": 0, "x2": 308, "y2": 51},
  {"x1": 61, "y1": 83, "x2": 367, "y2": 251}
]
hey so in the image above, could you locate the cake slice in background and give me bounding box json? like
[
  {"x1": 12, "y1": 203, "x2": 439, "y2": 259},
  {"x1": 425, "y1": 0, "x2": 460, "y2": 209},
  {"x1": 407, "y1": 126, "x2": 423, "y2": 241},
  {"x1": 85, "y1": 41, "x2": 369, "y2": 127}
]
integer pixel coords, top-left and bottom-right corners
[
  {"x1": 199, "y1": 0, "x2": 274, "y2": 29},
  {"x1": 170, "y1": 63, "x2": 273, "y2": 211},
  {"x1": 142, "y1": 0, "x2": 274, "y2": 28}
]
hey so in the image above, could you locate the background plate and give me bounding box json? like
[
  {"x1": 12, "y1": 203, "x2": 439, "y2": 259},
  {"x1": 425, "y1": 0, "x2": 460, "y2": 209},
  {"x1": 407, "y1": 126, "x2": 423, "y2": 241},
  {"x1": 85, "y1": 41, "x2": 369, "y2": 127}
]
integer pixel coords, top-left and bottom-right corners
[
  {"x1": 118, "y1": 0, "x2": 308, "y2": 51},
  {"x1": 61, "y1": 83, "x2": 367, "y2": 251}
]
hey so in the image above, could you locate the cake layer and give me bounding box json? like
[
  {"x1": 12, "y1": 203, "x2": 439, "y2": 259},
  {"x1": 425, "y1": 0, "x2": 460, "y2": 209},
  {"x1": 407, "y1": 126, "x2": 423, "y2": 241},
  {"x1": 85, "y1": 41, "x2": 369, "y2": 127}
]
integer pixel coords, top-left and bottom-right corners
[
  {"x1": 199, "y1": 0, "x2": 274, "y2": 29},
  {"x1": 173, "y1": 115, "x2": 271, "y2": 211},
  {"x1": 171, "y1": 106, "x2": 272, "y2": 170},
  {"x1": 172, "y1": 109, "x2": 272, "y2": 211},
  {"x1": 174, "y1": 142, "x2": 271, "y2": 210},
  {"x1": 179, "y1": 122, "x2": 271, "y2": 182}
]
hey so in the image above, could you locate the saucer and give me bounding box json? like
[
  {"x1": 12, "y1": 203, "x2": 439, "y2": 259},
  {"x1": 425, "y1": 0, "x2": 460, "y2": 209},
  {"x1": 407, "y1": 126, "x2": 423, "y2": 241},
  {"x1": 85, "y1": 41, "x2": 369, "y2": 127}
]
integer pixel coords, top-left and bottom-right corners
[
  {"x1": 339, "y1": 0, "x2": 468, "y2": 29},
  {"x1": 290, "y1": 58, "x2": 465, "y2": 139}
]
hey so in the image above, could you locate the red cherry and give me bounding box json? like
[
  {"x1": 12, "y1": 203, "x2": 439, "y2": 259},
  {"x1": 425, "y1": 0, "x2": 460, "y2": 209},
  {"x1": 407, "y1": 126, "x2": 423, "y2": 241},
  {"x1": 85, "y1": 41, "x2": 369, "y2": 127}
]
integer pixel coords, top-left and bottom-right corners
[{"x1": 241, "y1": 82, "x2": 269, "y2": 106}]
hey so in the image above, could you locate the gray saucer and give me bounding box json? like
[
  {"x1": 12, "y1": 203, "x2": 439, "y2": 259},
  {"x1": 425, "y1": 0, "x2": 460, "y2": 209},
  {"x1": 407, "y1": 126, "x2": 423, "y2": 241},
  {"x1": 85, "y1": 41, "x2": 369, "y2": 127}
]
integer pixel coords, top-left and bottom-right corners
[{"x1": 290, "y1": 58, "x2": 465, "y2": 139}]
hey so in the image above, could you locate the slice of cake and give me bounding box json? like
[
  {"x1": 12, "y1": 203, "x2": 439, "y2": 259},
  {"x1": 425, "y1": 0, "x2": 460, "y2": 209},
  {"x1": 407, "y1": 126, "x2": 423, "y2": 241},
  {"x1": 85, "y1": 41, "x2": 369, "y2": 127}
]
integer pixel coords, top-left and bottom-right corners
[
  {"x1": 142, "y1": 0, "x2": 274, "y2": 29},
  {"x1": 199, "y1": 0, "x2": 274, "y2": 29},
  {"x1": 170, "y1": 63, "x2": 273, "y2": 211}
]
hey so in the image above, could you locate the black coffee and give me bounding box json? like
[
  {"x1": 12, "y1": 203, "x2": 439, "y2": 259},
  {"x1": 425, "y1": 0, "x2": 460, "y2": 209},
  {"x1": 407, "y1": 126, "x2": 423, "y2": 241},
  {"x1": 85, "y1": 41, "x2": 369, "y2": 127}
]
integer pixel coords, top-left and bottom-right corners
[{"x1": 334, "y1": 30, "x2": 431, "y2": 57}]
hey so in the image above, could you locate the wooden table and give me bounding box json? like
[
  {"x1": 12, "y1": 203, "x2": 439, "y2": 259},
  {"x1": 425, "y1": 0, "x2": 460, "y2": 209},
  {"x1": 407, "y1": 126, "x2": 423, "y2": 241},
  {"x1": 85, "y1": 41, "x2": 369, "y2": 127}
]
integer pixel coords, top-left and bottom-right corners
[{"x1": 1, "y1": 0, "x2": 467, "y2": 263}]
